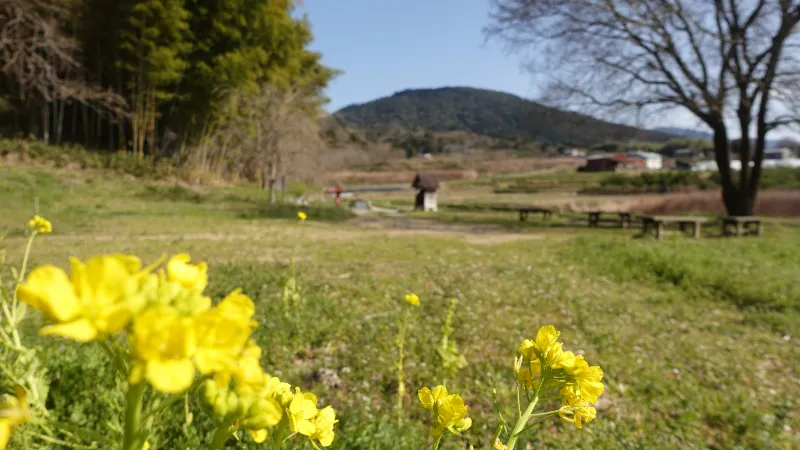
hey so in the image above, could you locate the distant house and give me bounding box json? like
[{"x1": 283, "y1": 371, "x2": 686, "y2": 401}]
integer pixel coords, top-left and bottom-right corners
[
  {"x1": 765, "y1": 148, "x2": 795, "y2": 160},
  {"x1": 579, "y1": 153, "x2": 644, "y2": 171},
  {"x1": 579, "y1": 154, "x2": 619, "y2": 172},
  {"x1": 687, "y1": 160, "x2": 757, "y2": 172},
  {"x1": 563, "y1": 148, "x2": 586, "y2": 157},
  {"x1": 763, "y1": 158, "x2": 800, "y2": 168},
  {"x1": 674, "y1": 148, "x2": 702, "y2": 159},
  {"x1": 626, "y1": 151, "x2": 663, "y2": 170}
]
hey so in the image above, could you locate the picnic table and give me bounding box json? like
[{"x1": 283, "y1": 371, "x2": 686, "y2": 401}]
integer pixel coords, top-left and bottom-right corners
[
  {"x1": 586, "y1": 211, "x2": 633, "y2": 229},
  {"x1": 491, "y1": 206, "x2": 553, "y2": 222},
  {"x1": 639, "y1": 215, "x2": 710, "y2": 240},
  {"x1": 720, "y1": 216, "x2": 762, "y2": 237}
]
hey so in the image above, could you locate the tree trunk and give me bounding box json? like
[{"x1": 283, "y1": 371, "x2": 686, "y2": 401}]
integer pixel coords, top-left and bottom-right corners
[
  {"x1": 42, "y1": 104, "x2": 50, "y2": 144},
  {"x1": 55, "y1": 99, "x2": 65, "y2": 145},
  {"x1": 712, "y1": 124, "x2": 756, "y2": 216},
  {"x1": 267, "y1": 160, "x2": 277, "y2": 204}
]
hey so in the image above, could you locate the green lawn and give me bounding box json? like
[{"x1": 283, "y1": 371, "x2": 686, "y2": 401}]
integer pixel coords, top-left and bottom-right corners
[{"x1": 2, "y1": 164, "x2": 799, "y2": 449}]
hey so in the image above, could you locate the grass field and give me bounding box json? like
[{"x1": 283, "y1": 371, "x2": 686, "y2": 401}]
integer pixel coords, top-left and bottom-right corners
[{"x1": 2, "y1": 163, "x2": 799, "y2": 449}]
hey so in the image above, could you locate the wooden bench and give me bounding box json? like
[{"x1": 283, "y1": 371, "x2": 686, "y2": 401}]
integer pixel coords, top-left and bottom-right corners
[
  {"x1": 720, "y1": 216, "x2": 762, "y2": 237},
  {"x1": 586, "y1": 211, "x2": 633, "y2": 229},
  {"x1": 638, "y1": 215, "x2": 710, "y2": 240},
  {"x1": 491, "y1": 206, "x2": 553, "y2": 222}
]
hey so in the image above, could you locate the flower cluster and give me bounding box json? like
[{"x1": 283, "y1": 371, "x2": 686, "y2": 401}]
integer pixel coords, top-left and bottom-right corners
[
  {"x1": 16, "y1": 250, "x2": 336, "y2": 448},
  {"x1": 27, "y1": 215, "x2": 51, "y2": 234},
  {"x1": 404, "y1": 293, "x2": 420, "y2": 306},
  {"x1": 0, "y1": 386, "x2": 28, "y2": 449},
  {"x1": 418, "y1": 385, "x2": 472, "y2": 438},
  {"x1": 200, "y1": 345, "x2": 337, "y2": 447},
  {"x1": 515, "y1": 325, "x2": 604, "y2": 429}
]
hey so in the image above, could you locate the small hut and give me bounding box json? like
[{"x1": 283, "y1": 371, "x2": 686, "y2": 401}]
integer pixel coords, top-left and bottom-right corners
[{"x1": 411, "y1": 173, "x2": 439, "y2": 212}]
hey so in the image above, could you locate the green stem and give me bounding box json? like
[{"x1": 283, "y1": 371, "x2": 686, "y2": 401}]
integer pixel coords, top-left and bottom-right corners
[
  {"x1": 123, "y1": 382, "x2": 147, "y2": 450},
  {"x1": 396, "y1": 311, "x2": 410, "y2": 414},
  {"x1": 209, "y1": 424, "x2": 233, "y2": 450},
  {"x1": 504, "y1": 395, "x2": 539, "y2": 450},
  {"x1": 7, "y1": 231, "x2": 36, "y2": 348},
  {"x1": 432, "y1": 433, "x2": 444, "y2": 450}
]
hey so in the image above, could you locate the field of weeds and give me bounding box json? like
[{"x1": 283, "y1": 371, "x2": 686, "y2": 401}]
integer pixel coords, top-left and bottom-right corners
[{"x1": 1, "y1": 164, "x2": 799, "y2": 449}]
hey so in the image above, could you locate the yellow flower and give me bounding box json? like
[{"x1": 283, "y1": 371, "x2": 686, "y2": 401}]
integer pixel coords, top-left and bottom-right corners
[
  {"x1": 167, "y1": 254, "x2": 208, "y2": 292},
  {"x1": 517, "y1": 366, "x2": 536, "y2": 390},
  {"x1": 404, "y1": 293, "x2": 420, "y2": 306},
  {"x1": 494, "y1": 439, "x2": 510, "y2": 450},
  {"x1": 240, "y1": 397, "x2": 283, "y2": 442},
  {"x1": 309, "y1": 406, "x2": 337, "y2": 447},
  {"x1": 248, "y1": 429, "x2": 268, "y2": 443},
  {"x1": 518, "y1": 325, "x2": 575, "y2": 370},
  {"x1": 288, "y1": 388, "x2": 318, "y2": 436},
  {"x1": 558, "y1": 395, "x2": 597, "y2": 429},
  {"x1": 564, "y1": 355, "x2": 605, "y2": 404},
  {"x1": 264, "y1": 376, "x2": 294, "y2": 406},
  {"x1": 297, "y1": 211, "x2": 308, "y2": 221},
  {"x1": 418, "y1": 385, "x2": 448, "y2": 410},
  {"x1": 0, "y1": 386, "x2": 28, "y2": 450},
  {"x1": 27, "y1": 215, "x2": 52, "y2": 233},
  {"x1": 438, "y1": 394, "x2": 471, "y2": 435},
  {"x1": 141, "y1": 443, "x2": 151, "y2": 450},
  {"x1": 129, "y1": 306, "x2": 197, "y2": 393},
  {"x1": 193, "y1": 290, "x2": 257, "y2": 376},
  {"x1": 418, "y1": 386, "x2": 471, "y2": 437},
  {"x1": 546, "y1": 342, "x2": 576, "y2": 370},
  {"x1": 18, "y1": 254, "x2": 147, "y2": 342}
]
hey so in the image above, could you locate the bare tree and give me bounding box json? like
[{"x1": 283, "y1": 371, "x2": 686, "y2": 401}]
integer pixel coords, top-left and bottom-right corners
[
  {"x1": 0, "y1": 0, "x2": 127, "y2": 139},
  {"x1": 190, "y1": 83, "x2": 322, "y2": 200},
  {"x1": 486, "y1": 0, "x2": 800, "y2": 215},
  {"x1": 249, "y1": 84, "x2": 322, "y2": 203}
]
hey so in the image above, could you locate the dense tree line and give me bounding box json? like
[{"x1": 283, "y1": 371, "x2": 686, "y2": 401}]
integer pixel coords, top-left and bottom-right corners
[{"x1": 0, "y1": 0, "x2": 335, "y2": 161}]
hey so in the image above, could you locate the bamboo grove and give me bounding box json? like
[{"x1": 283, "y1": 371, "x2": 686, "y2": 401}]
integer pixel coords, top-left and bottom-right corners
[{"x1": 0, "y1": 0, "x2": 336, "y2": 162}]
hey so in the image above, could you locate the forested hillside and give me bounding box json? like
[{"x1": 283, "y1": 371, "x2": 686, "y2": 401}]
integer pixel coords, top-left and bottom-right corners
[
  {"x1": 0, "y1": 0, "x2": 336, "y2": 160},
  {"x1": 334, "y1": 87, "x2": 676, "y2": 147}
]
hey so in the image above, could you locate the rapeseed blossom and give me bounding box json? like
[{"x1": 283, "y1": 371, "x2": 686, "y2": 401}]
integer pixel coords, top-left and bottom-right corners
[
  {"x1": 27, "y1": 215, "x2": 52, "y2": 233},
  {"x1": 404, "y1": 293, "x2": 420, "y2": 306},
  {"x1": 194, "y1": 290, "x2": 257, "y2": 376},
  {"x1": 297, "y1": 211, "x2": 308, "y2": 221},
  {"x1": 418, "y1": 385, "x2": 472, "y2": 438},
  {"x1": 17, "y1": 254, "x2": 149, "y2": 342},
  {"x1": 515, "y1": 325, "x2": 604, "y2": 428},
  {"x1": 0, "y1": 387, "x2": 27, "y2": 450},
  {"x1": 309, "y1": 406, "x2": 337, "y2": 448},
  {"x1": 129, "y1": 306, "x2": 197, "y2": 393},
  {"x1": 166, "y1": 253, "x2": 208, "y2": 292},
  {"x1": 288, "y1": 388, "x2": 319, "y2": 436}
]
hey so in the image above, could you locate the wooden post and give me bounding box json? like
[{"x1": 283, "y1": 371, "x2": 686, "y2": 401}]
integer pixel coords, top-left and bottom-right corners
[
  {"x1": 656, "y1": 221, "x2": 663, "y2": 240},
  {"x1": 693, "y1": 222, "x2": 701, "y2": 238},
  {"x1": 588, "y1": 212, "x2": 598, "y2": 227},
  {"x1": 735, "y1": 221, "x2": 743, "y2": 236},
  {"x1": 754, "y1": 221, "x2": 762, "y2": 237}
]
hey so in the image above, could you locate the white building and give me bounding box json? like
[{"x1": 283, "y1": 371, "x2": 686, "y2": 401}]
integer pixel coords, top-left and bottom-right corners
[
  {"x1": 764, "y1": 148, "x2": 796, "y2": 160},
  {"x1": 627, "y1": 151, "x2": 663, "y2": 170}
]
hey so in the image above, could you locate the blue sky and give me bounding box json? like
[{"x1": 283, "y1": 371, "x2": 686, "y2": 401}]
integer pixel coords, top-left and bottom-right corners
[
  {"x1": 296, "y1": 0, "x2": 538, "y2": 112},
  {"x1": 295, "y1": 0, "x2": 796, "y2": 139}
]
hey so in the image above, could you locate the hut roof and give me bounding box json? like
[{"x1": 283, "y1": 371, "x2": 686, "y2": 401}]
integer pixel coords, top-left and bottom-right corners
[{"x1": 412, "y1": 173, "x2": 439, "y2": 191}]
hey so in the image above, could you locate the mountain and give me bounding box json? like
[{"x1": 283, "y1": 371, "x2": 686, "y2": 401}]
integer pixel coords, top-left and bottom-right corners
[
  {"x1": 333, "y1": 87, "x2": 676, "y2": 147},
  {"x1": 652, "y1": 127, "x2": 712, "y2": 140},
  {"x1": 652, "y1": 127, "x2": 784, "y2": 148}
]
